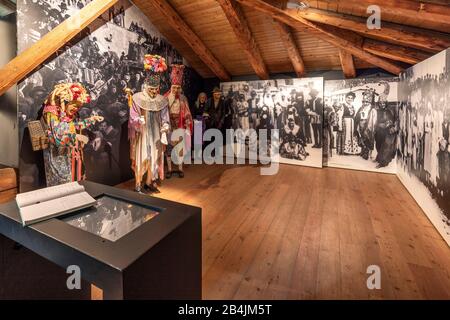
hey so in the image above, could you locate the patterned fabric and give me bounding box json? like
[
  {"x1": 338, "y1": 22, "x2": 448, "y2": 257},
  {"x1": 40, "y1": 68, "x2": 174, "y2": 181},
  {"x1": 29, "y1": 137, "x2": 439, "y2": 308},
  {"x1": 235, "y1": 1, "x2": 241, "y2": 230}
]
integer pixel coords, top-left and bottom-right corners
[
  {"x1": 169, "y1": 64, "x2": 185, "y2": 86},
  {"x1": 42, "y1": 83, "x2": 93, "y2": 186},
  {"x1": 129, "y1": 93, "x2": 170, "y2": 186},
  {"x1": 343, "y1": 118, "x2": 361, "y2": 155}
]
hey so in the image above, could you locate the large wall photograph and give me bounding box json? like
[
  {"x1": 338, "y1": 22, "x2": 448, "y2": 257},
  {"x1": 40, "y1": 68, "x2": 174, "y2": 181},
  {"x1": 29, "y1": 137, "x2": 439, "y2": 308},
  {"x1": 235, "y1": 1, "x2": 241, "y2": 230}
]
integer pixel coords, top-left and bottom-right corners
[
  {"x1": 397, "y1": 48, "x2": 450, "y2": 245},
  {"x1": 323, "y1": 77, "x2": 399, "y2": 174},
  {"x1": 219, "y1": 78, "x2": 324, "y2": 168},
  {"x1": 17, "y1": 0, "x2": 201, "y2": 192}
]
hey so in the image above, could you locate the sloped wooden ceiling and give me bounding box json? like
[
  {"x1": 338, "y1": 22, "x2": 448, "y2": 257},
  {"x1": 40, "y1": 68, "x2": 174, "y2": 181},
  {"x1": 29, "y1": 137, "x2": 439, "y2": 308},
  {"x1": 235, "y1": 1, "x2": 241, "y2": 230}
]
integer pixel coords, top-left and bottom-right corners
[{"x1": 133, "y1": 0, "x2": 450, "y2": 79}]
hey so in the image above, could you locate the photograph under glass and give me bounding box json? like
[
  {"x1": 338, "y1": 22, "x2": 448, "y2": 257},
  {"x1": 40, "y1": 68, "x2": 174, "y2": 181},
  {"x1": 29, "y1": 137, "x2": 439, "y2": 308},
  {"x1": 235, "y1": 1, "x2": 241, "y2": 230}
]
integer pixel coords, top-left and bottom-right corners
[{"x1": 62, "y1": 195, "x2": 160, "y2": 242}]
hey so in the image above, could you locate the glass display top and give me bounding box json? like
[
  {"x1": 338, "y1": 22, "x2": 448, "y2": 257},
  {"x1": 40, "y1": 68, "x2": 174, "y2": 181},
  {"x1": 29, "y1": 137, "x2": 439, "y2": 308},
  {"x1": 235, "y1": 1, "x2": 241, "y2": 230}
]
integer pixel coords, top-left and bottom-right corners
[{"x1": 62, "y1": 195, "x2": 160, "y2": 242}]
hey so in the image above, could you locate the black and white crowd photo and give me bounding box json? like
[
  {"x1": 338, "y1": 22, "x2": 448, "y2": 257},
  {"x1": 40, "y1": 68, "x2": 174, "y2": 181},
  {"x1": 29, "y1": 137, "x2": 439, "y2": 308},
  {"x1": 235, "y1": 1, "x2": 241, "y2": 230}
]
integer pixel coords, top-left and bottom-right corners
[
  {"x1": 397, "y1": 48, "x2": 450, "y2": 241},
  {"x1": 323, "y1": 78, "x2": 399, "y2": 173},
  {"x1": 219, "y1": 78, "x2": 324, "y2": 168},
  {"x1": 16, "y1": 0, "x2": 199, "y2": 191}
]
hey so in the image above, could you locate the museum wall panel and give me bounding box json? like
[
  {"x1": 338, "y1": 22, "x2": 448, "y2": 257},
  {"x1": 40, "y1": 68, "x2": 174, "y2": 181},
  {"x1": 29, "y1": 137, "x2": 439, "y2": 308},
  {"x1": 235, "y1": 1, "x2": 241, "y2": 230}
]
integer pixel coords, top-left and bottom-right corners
[
  {"x1": 16, "y1": 0, "x2": 202, "y2": 192},
  {"x1": 0, "y1": 14, "x2": 18, "y2": 168},
  {"x1": 218, "y1": 78, "x2": 324, "y2": 168},
  {"x1": 396, "y1": 48, "x2": 450, "y2": 246},
  {"x1": 323, "y1": 77, "x2": 399, "y2": 174}
]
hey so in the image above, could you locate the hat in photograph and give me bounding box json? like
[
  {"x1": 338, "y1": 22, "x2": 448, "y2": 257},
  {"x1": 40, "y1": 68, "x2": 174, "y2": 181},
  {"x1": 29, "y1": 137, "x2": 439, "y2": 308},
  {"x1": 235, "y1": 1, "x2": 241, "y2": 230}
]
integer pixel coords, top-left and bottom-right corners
[
  {"x1": 170, "y1": 64, "x2": 185, "y2": 86},
  {"x1": 144, "y1": 54, "x2": 168, "y2": 87},
  {"x1": 345, "y1": 91, "x2": 356, "y2": 99}
]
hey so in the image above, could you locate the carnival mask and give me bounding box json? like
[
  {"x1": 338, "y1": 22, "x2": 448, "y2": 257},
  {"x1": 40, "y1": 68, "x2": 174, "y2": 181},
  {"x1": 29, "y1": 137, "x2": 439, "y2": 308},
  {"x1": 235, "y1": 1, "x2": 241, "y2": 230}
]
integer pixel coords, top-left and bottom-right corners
[
  {"x1": 146, "y1": 86, "x2": 159, "y2": 98},
  {"x1": 171, "y1": 85, "x2": 182, "y2": 98}
]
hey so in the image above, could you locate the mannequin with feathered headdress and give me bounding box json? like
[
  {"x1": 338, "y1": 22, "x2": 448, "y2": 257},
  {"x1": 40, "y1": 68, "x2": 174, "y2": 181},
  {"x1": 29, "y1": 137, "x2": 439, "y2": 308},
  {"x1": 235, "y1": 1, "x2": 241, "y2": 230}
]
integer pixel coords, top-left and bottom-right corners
[
  {"x1": 42, "y1": 83, "x2": 103, "y2": 186},
  {"x1": 128, "y1": 54, "x2": 170, "y2": 194}
]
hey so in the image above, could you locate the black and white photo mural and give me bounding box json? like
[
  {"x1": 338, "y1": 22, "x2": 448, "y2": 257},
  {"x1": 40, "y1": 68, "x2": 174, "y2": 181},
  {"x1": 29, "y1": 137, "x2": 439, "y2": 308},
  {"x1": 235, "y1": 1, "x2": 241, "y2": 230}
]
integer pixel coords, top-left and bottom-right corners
[
  {"x1": 323, "y1": 78, "x2": 399, "y2": 174},
  {"x1": 17, "y1": 0, "x2": 201, "y2": 191},
  {"x1": 397, "y1": 48, "x2": 450, "y2": 246},
  {"x1": 219, "y1": 78, "x2": 324, "y2": 168}
]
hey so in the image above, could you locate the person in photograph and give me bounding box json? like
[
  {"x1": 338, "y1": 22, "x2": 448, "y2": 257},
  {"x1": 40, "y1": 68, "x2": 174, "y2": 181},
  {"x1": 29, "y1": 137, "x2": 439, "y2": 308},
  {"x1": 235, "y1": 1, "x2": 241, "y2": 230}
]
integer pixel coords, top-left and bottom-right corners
[
  {"x1": 323, "y1": 101, "x2": 337, "y2": 157},
  {"x1": 437, "y1": 138, "x2": 450, "y2": 196},
  {"x1": 373, "y1": 96, "x2": 398, "y2": 168},
  {"x1": 274, "y1": 90, "x2": 288, "y2": 130},
  {"x1": 423, "y1": 102, "x2": 433, "y2": 182},
  {"x1": 305, "y1": 88, "x2": 323, "y2": 148},
  {"x1": 130, "y1": 72, "x2": 144, "y2": 93},
  {"x1": 192, "y1": 92, "x2": 207, "y2": 149},
  {"x1": 205, "y1": 87, "x2": 224, "y2": 131},
  {"x1": 222, "y1": 88, "x2": 235, "y2": 132},
  {"x1": 278, "y1": 89, "x2": 289, "y2": 124},
  {"x1": 355, "y1": 89, "x2": 376, "y2": 160},
  {"x1": 248, "y1": 90, "x2": 259, "y2": 130},
  {"x1": 280, "y1": 117, "x2": 308, "y2": 160},
  {"x1": 236, "y1": 94, "x2": 250, "y2": 131},
  {"x1": 293, "y1": 90, "x2": 309, "y2": 144}
]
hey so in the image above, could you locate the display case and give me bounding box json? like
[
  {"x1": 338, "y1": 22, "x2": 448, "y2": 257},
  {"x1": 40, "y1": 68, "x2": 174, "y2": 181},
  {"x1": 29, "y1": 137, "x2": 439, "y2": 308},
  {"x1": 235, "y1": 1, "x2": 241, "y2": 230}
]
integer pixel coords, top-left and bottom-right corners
[{"x1": 0, "y1": 181, "x2": 202, "y2": 299}]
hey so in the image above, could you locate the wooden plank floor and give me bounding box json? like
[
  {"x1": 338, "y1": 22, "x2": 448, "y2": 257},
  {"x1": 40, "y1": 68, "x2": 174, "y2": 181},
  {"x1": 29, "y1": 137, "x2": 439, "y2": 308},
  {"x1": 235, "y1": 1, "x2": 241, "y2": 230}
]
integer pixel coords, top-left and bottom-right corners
[
  {"x1": 116, "y1": 164, "x2": 450, "y2": 300},
  {"x1": 1, "y1": 165, "x2": 448, "y2": 299}
]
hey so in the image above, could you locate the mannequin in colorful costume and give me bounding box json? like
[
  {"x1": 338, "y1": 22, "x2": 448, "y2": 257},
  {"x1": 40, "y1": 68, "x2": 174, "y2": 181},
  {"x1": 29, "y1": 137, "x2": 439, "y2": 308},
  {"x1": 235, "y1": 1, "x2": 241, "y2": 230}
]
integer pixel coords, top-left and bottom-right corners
[
  {"x1": 164, "y1": 64, "x2": 192, "y2": 179},
  {"x1": 128, "y1": 54, "x2": 170, "y2": 194},
  {"x1": 43, "y1": 83, "x2": 103, "y2": 186}
]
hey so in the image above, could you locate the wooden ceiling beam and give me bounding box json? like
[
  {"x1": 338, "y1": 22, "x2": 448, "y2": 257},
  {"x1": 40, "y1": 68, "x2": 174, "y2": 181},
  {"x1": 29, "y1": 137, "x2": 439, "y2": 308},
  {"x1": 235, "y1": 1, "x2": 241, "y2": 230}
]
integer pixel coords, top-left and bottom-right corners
[
  {"x1": 362, "y1": 39, "x2": 431, "y2": 65},
  {"x1": 0, "y1": 0, "x2": 118, "y2": 98},
  {"x1": 217, "y1": 0, "x2": 269, "y2": 79},
  {"x1": 142, "y1": 0, "x2": 231, "y2": 81},
  {"x1": 273, "y1": 21, "x2": 306, "y2": 77},
  {"x1": 236, "y1": 0, "x2": 404, "y2": 75},
  {"x1": 0, "y1": 0, "x2": 16, "y2": 12},
  {"x1": 304, "y1": 0, "x2": 450, "y2": 30},
  {"x1": 286, "y1": 7, "x2": 450, "y2": 53},
  {"x1": 273, "y1": 0, "x2": 305, "y2": 77},
  {"x1": 338, "y1": 49, "x2": 356, "y2": 78}
]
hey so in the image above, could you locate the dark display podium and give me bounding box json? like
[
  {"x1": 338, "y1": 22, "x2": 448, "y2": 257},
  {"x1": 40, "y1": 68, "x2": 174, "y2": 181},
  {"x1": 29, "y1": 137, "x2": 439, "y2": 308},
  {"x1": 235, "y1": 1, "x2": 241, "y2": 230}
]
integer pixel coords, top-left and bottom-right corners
[{"x1": 0, "y1": 181, "x2": 202, "y2": 300}]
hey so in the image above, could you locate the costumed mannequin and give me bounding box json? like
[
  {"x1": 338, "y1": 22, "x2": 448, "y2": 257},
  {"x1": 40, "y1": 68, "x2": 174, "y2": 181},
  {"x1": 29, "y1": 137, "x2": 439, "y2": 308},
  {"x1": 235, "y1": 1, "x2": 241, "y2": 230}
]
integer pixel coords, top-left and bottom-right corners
[
  {"x1": 128, "y1": 54, "x2": 170, "y2": 193},
  {"x1": 165, "y1": 64, "x2": 193, "y2": 178},
  {"x1": 42, "y1": 83, "x2": 103, "y2": 186}
]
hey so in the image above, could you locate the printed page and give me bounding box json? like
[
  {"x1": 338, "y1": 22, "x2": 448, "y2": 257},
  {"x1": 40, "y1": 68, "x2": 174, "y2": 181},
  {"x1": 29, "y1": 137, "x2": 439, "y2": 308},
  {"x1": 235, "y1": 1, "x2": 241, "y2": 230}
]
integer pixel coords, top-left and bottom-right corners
[
  {"x1": 16, "y1": 182, "x2": 85, "y2": 208},
  {"x1": 19, "y1": 191, "x2": 96, "y2": 226}
]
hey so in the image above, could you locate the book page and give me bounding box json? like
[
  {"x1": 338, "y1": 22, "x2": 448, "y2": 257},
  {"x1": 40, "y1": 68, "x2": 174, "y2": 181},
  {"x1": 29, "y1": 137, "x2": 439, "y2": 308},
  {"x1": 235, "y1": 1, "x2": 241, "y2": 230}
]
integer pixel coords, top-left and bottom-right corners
[
  {"x1": 19, "y1": 191, "x2": 96, "y2": 226},
  {"x1": 16, "y1": 182, "x2": 85, "y2": 208}
]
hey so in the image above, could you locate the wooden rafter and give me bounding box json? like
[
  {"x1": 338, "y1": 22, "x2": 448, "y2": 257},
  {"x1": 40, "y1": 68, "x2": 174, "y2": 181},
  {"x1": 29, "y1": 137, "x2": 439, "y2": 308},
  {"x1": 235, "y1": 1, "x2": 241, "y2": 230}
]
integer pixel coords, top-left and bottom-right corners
[
  {"x1": 236, "y1": 0, "x2": 404, "y2": 75},
  {"x1": 273, "y1": 0, "x2": 305, "y2": 77},
  {"x1": 305, "y1": 0, "x2": 450, "y2": 30},
  {"x1": 286, "y1": 7, "x2": 450, "y2": 53},
  {"x1": 217, "y1": 0, "x2": 269, "y2": 79},
  {"x1": 273, "y1": 22, "x2": 306, "y2": 77},
  {"x1": 141, "y1": 0, "x2": 231, "y2": 81},
  {"x1": 362, "y1": 39, "x2": 431, "y2": 65},
  {"x1": 0, "y1": 0, "x2": 16, "y2": 12},
  {"x1": 0, "y1": 0, "x2": 118, "y2": 97},
  {"x1": 338, "y1": 49, "x2": 356, "y2": 78}
]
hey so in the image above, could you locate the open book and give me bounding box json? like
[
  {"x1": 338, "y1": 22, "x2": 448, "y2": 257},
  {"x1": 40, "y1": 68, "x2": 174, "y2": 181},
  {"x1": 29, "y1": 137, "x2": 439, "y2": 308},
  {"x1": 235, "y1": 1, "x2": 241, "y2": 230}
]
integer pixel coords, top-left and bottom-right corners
[{"x1": 16, "y1": 182, "x2": 96, "y2": 226}]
